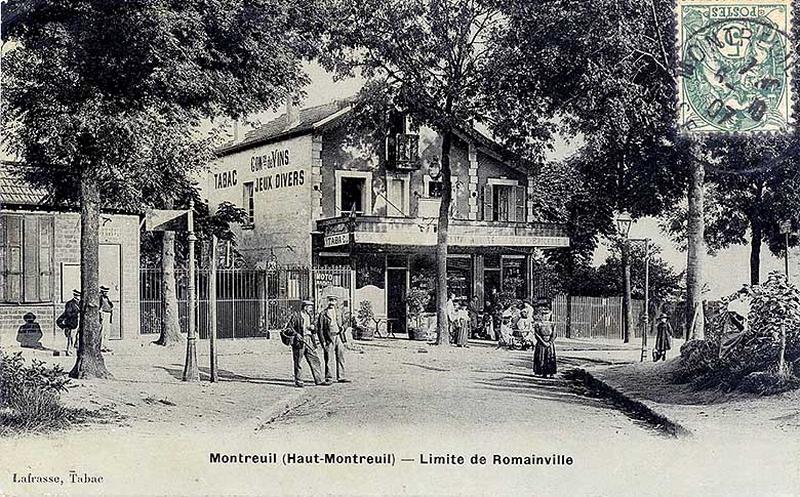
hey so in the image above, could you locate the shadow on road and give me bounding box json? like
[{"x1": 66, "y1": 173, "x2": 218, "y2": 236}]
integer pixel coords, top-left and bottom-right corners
[{"x1": 156, "y1": 365, "x2": 297, "y2": 387}]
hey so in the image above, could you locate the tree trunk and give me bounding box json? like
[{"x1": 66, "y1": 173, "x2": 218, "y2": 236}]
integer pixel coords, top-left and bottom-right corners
[
  {"x1": 621, "y1": 239, "x2": 633, "y2": 343},
  {"x1": 435, "y1": 128, "x2": 454, "y2": 345},
  {"x1": 749, "y1": 218, "x2": 762, "y2": 286},
  {"x1": 155, "y1": 198, "x2": 182, "y2": 346},
  {"x1": 778, "y1": 323, "x2": 788, "y2": 376},
  {"x1": 686, "y1": 160, "x2": 705, "y2": 341},
  {"x1": 70, "y1": 171, "x2": 112, "y2": 379}
]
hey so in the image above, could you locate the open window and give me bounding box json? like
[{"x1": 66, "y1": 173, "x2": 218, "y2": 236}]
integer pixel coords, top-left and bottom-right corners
[
  {"x1": 483, "y1": 180, "x2": 526, "y2": 222},
  {"x1": 335, "y1": 170, "x2": 372, "y2": 216}
]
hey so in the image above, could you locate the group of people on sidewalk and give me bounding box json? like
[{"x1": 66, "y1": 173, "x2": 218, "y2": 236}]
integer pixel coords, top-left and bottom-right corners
[
  {"x1": 448, "y1": 293, "x2": 558, "y2": 378},
  {"x1": 284, "y1": 294, "x2": 351, "y2": 388}
]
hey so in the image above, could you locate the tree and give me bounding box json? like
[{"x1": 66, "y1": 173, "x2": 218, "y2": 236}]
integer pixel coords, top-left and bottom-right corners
[
  {"x1": 490, "y1": 0, "x2": 697, "y2": 341},
  {"x1": 663, "y1": 135, "x2": 800, "y2": 287},
  {"x1": 2, "y1": 0, "x2": 319, "y2": 378},
  {"x1": 323, "y1": 0, "x2": 538, "y2": 344}
]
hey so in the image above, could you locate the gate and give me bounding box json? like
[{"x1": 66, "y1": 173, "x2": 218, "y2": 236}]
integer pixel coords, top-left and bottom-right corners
[
  {"x1": 140, "y1": 268, "x2": 268, "y2": 339},
  {"x1": 142, "y1": 266, "x2": 353, "y2": 337}
]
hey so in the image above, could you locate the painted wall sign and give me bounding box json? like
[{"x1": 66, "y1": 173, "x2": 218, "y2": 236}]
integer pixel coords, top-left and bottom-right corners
[
  {"x1": 253, "y1": 169, "x2": 305, "y2": 193},
  {"x1": 251, "y1": 148, "x2": 290, "y2": 172},
  {"x1": 214, "y1": 170, "x2": 238, "y2": 189}
]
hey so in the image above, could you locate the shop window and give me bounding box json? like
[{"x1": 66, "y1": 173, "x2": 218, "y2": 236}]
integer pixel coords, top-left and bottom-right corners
[
  {"x1": 356, "y1": 253, "x2": 385, "y2": 289},
  {"x1": 243, "y1": 182, "x2": 255, "y2": 227},
  {"x1": 502, "y1": 257, "x2": 526, "y2": 299},
  {"x1": 0, "y1": 214, "x2": 53, "y2": 303},
  {"x1": 447, "y1": 256, "x2": 472, "y2": 300},
  {"x1": 336, "y1": 171, "x2": 372, "y2": 216}
]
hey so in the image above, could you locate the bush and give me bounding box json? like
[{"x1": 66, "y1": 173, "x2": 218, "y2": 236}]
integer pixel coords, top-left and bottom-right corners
[
  {"x1": 0, "y1": 351, "x2": 70, "y2": 408},
  {"x1": 0, "y1": 351, "x2": 72, "y2": 434},
  {"x1": 738, "y1": 371, "x2": 800, "y2": 396},
  {"x1": 673, "y1": 273, "x2": 800, "y2": 394},
  {"x1": 749, "y1": 272, "x2": 800, "y2": 358}
]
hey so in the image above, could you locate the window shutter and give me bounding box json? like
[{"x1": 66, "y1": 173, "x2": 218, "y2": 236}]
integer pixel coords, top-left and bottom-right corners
[
  {"x1": 5, "y1": 215, "x2": 23, "y2": 302},
  {"x1": 515, "y1": 185, "x2": 526, "y2": 222},
  {"x1": 0, "y1": 215, "x2": 5, "y2": 302},
  {"x1": 38, "y1": 216, "x2": 53, "y2": 301},
  {"x1": 23, "y1": 216, "x2": 40, "y2": 302},
  {"x1": 483, "y1": 184, "x2": 494, "y2": 221}
]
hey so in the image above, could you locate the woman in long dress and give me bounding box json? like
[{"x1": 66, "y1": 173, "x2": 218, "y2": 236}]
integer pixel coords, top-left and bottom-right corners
[
  {"x1": 653, "y1": 314, "x2": 673, "y2": 361},
  {"x1": 533, "y1": 305, "x2": 557, "y2": 377}
]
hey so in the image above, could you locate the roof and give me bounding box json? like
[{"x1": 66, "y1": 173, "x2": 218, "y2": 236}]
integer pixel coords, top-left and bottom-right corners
[
  {"x1": 0, "y1": 162, "x2": 48, "y2": 207},
  {"x1": 216, "y1": 99, "x2": 355, "y2": 156},
  {"x1": 215, "y1": 95, "x2": 533, "y2": 174}
]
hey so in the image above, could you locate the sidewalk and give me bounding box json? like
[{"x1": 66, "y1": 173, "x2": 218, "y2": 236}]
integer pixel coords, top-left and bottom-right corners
[{"x1": 585, "y1": 354, "x2": 800, "y2": 441}]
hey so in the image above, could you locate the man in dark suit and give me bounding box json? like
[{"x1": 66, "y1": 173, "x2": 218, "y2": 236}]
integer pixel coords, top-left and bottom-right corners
[
  {"x1": 287, "y1": 300, "x2": 326, "y2": 388},
  {"x1": 57, "y1": 289, "x2": 81, "y2": 356},
  {"x1": 317, "y1": 295, "x2": 350, "y2": 383}
]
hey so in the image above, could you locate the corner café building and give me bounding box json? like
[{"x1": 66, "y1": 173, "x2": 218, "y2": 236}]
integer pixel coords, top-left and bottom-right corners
[{"x1": 208, "y1": 98, "x2": 569, "y2": 334}]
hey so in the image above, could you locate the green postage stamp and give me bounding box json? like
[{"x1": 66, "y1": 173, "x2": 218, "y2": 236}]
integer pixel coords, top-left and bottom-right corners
[{"x1": 677, "y1": 0, "x2": 794, "y2": 133}]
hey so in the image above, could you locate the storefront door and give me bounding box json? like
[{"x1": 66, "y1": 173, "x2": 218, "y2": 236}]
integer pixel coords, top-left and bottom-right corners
[{"x1": 386, "y1": 269, "x2": 407, "y2": 335}]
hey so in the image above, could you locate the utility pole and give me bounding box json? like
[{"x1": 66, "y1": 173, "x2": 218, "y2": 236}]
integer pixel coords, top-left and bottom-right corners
[
  {"x1": 640, "y1": 239, "x2": 650, "y2": 362},
  {"x1": 183, "y1": 199, "x2": 200, "y2": 382}
]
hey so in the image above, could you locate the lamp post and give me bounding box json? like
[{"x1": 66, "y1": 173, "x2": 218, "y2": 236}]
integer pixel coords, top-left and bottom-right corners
[
  {"x1": 183, "y1": 199, "x2": 200, "y2": 382},
  {"x1": 616, "y1": 212, "x2": 633, "y2": 343}
]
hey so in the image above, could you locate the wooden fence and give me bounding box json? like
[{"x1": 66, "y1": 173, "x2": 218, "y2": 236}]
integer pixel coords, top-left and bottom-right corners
[{"x1": 552, "y1": 295, "x2": 646, "y2": 340}]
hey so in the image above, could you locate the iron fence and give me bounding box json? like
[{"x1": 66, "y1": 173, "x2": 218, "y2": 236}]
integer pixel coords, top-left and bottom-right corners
[{"x1": 140, "y1": 266, "x2": 353, "y2": 338}]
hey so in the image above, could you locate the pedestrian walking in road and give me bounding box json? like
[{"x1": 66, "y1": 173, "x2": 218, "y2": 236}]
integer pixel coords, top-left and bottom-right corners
[
  {"x1": 99, "y1": 285, "x2": 114, "y2": 352},
  {"x1": 318, "y1": 295, "x2": 350, "y2": 383},
  {"x1": 653, "y1": 314, "x2": 673, "y2": 362},
  {"x1": 56, "y1": 289, "x2": 81, "y2": 356},
  {"x1": 454, "y1": 298, "x2": 469, "y2": 347},
  {"x1": 532, "y1": 300, "x2": 557, "y2": 378},
  {"x1": 287, "y1": 300, "x2": 325, "y2": 388}
]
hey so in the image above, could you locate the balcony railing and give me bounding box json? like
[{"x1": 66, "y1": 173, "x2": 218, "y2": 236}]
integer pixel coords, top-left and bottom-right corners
[{"x1": 317, "y1": 216, "x2": 569, "y2": 249}]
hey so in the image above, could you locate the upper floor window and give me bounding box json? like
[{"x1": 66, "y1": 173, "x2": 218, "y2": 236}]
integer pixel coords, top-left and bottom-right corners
[
  {"x1": 0, "y1": 214, "x2": 54, "y2": 303},
  {"x1": 336, "y1": 170, "x2": 372, "y2": 216},
  {"x1": 386, "y1": 174, "x2": 410, "y2": 217},
  {"x1": 483, "y1": 180, "x2": 526, "y2": 222},
  {"x1": 243, "y1": 182, "x2": 255, "y2": 227}
]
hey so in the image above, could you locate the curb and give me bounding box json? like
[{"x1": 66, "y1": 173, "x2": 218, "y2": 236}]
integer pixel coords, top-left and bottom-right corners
[
  {"x1": 251, "y1": 389, "x2": 308, "y2": 432},
  {"x1": 568, "y1": 368, "x2": 692, "y2": 439}
]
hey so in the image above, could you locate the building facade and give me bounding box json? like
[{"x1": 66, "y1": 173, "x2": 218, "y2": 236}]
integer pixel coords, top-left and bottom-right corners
[
  {"x1": 0, "y1": 164, "x2": 140, "y2": 349},
  {"x1": 208, "y1": 99, "x2": 569, "y2": 334}
]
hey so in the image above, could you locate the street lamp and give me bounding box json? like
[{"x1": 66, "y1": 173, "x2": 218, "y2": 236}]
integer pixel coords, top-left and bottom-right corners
[
  {"x1": 615, "y1": 211, "x2": 634, "y2": 343},
  {"x1": 615, "y1": 211, "x2": 633, "y2": 238}
]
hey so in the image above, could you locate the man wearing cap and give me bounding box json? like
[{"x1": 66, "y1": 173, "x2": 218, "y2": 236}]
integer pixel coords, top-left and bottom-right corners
[
  {"x1": 99, "y1": 285, "x2": 114, "y2": 352},
  {"x1": 287, "y1": 300, "x2": 325, "y2": 387},
  {"x1": 56, "y1": 289, "x2": 81, "y2": 356},
  {"x1": 317, "y1": 295, "x2": 350, "y2": 383}
]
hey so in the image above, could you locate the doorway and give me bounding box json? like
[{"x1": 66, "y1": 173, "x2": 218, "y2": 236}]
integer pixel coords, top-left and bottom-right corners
[{"x1": 386, "y1": 268, "x2": 407, "y2": 335}]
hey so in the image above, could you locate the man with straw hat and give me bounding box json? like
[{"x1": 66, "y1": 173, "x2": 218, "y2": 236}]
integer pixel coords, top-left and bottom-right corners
[
  {"x1": 317, "y1": 294, "x2": 350, "y2": 383},
  {"x1": 286, "y1": 300, "x2": 325, "y2": 388},
  {"x1": 56, "y1": 289, "x2": 81, "y2": 356}
]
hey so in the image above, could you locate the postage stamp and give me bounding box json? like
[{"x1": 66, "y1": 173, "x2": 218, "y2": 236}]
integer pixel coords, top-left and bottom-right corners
[{"x1": 677, "y1": 0, "x2": 794, "y2": 133}]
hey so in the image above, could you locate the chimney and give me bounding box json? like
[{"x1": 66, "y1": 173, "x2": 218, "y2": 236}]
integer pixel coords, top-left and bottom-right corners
[{"x1": 285, "y1": 95, "x2": 299, "y2": 130}]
